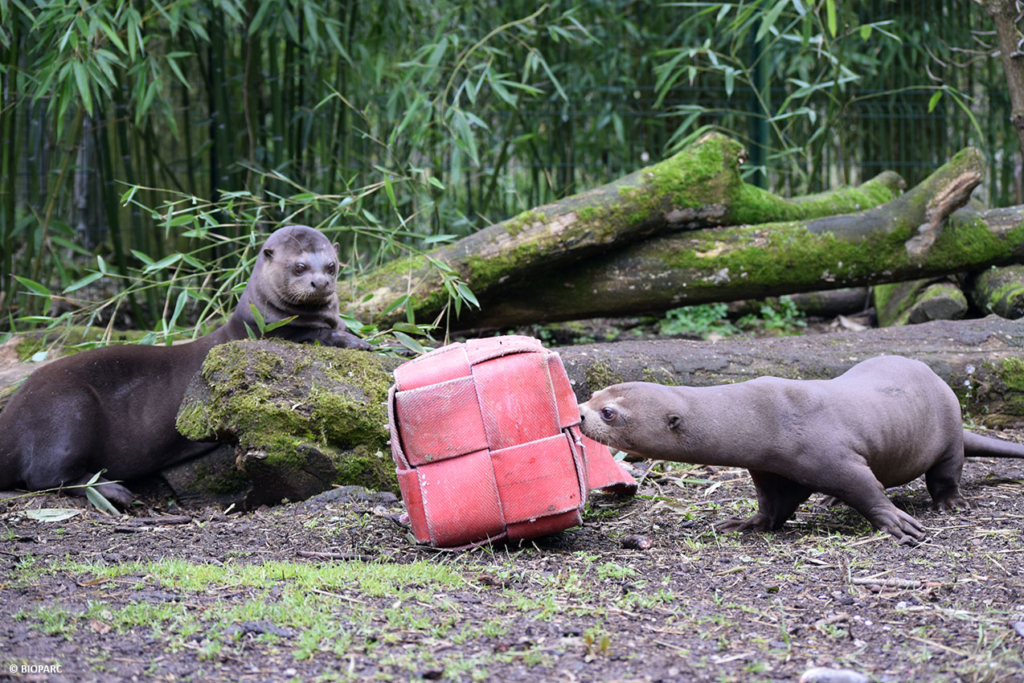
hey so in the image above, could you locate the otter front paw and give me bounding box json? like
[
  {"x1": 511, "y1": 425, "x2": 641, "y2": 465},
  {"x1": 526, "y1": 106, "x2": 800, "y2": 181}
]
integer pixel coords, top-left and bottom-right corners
[
  {"x1": 330, "y1": 330, "x2": 372, "y2": 350},
  {"x1": 871, "y1": 507, "x2": 926, "y2": 546}
]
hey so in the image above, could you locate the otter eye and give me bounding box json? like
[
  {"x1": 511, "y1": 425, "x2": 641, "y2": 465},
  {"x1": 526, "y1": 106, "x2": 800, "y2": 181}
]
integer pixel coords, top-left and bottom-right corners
[
  {"x1": 294, "y1": 263, "x2": 308, "y2": 274},
  {"x1": 600, "y1": 406, "x2": 616, "y2": 422},
  {"x1": 326, "y1": 262, "x2": 336, "y2": 274}
]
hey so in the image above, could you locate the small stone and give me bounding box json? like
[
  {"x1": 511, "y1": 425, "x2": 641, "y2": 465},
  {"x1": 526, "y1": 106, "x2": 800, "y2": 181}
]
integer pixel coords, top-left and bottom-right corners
[
  {"x1": 799, "y1": 667, "x2": 870, "y2": 683},
  {"x1": 1013, "y1": 621, "x2": 1024, "y2": 638},
  {"x1": 621, "y1": 535, "x2": 654, "y2": 550}
]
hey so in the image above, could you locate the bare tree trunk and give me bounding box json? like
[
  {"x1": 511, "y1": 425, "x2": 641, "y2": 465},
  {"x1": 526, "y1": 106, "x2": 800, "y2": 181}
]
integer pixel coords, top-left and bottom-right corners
[{"x1": 978, "y1": 0, "x2": 1024, "y2": 159}]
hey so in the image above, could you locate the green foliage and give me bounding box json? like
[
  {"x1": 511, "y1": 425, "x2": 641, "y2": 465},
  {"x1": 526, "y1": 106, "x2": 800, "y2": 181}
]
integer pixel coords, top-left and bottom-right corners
[
  {"x1": 735, "y1": 296, "x2": 808, "y2": 336},
  {"x1": 659, "y1": 296, "x2": 807, "y2": 339},
  {"x1": 659, "y1": 303, "x2": 738, "y2": 338}
]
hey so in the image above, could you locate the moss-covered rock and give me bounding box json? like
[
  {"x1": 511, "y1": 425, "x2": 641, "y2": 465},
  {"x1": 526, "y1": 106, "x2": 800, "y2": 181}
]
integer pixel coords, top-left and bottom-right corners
[
  {"x1": 874, "y1": 278, "x2": 968, "y2": 327},
  {"x1": 967, "y1": 264, "x2": 1024, "y2": 319},
  {"x1": 175, "y1": 340, "x2": 400, "y2": 507}
]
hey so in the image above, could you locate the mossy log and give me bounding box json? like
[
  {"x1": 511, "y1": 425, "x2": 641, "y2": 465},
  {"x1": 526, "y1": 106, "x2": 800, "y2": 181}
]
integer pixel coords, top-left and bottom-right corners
[
  {"x1": 166, "y1": 316, "x2": 1024, "y2": 507},
  {"x1": 967, "y1": 264, "x2": 1024, "y2": 319},
  {"x1": 456, "y1": 148, "x2": 1007, "y2": 329},
  {"x1": 874, "y1": 278, "x2": 968, "y2": 327},
  {"x1": 339, "y1": 132, "x2": 904, "y2": 327}
]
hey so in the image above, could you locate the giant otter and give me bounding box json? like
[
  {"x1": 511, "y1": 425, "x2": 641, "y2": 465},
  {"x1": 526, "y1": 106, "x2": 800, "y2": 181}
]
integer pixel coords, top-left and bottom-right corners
[
  {"x1": 0, "y1": 225, "x2": 369, "y2": 505},
  {"x1": 578, "y1": 356, "x2": 1024, "y2": 544}
]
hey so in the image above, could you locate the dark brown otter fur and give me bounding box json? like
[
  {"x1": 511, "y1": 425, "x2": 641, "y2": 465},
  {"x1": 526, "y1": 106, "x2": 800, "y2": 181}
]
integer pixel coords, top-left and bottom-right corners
[
  {"x1": 0, "y1": 225, "x2": 368, "y2": 505},
  {"x1": 579, "y1": 355, "x2": 1024, "y2": 544}
]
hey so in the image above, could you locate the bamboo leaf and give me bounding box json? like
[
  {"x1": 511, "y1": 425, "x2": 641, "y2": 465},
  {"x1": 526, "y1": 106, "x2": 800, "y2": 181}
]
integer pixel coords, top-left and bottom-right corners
[
  {"x1": 263, "y1": 315, "x2": 298, "y2": 333},
  {"x1": 85, "y1": 485, "x2": 120, "y2": 515},
  {"x1": 169, "y1": 289, "x2": 189, "y2": 328},
  {"x1": 456, "y1": 281, "x2": 479, "y2": 308},
  {"x1": 928, "y1": 89, "x2": 943, "y2": 113},
  {"x1": 392, "y1": 330, "x2": 424, "y2": 354},
  {"x1": 13, "y1": 276, "x2": 51, "y2": 297},
  {"x1": 142, "y1": 253, "x2": 183, "y2": 274},
  {"x1": 24, "y1": 508, "x2": 83, "y2": 522},
  {"x1": 72, "y1": 61, "x2": 93, "y2": 115},
  {"x1": 756, "y1": 0, "x2": 788, "y2": 43},
  {"x1": 825, "y1": 0, "x2": 837, "y2": 37},
  {"x1": 248, "y1": 303, "x2": 267, "y2": 333},
  {"x1": 62, "y1": 271, "x2": 104, "y2": 294}
]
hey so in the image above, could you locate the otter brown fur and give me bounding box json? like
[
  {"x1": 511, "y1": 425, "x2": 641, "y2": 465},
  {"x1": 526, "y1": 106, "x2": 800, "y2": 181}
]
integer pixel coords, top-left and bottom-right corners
[
  {"x1": 0, "y1": 225, "x2": 369, "y2": 506},
  {"x1": 579, "y1": 355, "x2": 1024, "y2": 544}
]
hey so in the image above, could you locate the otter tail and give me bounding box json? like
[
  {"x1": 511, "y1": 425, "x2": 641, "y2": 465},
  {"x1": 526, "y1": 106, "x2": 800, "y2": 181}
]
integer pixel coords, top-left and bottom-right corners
[{"x1": 963, "y1": 430, "x2": 1024, "y2": 458}]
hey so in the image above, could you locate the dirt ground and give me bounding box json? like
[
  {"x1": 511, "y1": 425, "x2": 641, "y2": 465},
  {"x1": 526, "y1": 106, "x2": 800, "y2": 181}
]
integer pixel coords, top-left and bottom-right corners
[{"x1": 2, "y1": 449, "x2": 1022, "y2": 683}]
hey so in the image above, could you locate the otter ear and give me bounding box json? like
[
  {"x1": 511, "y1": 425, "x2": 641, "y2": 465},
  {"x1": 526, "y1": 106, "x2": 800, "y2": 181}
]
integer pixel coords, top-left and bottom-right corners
[
  {"x1": 332, "y1": 241, "x2": 340, "y2": 256},
  {"x1": 667, "y1": 414, "x2": 682, "y2": 431},
  {"x1": 263, "y1": 247, "x2": 274, "y2": 260}
]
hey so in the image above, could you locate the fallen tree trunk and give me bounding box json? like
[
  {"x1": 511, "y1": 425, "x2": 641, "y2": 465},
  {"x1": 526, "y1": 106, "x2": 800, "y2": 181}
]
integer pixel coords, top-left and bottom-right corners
[
  {"x1": 725, "y1": 287, "x2": 871, "y2": 318},
  {"x1": 339, "y1": 133, "x2": 904, "y2": 327},
  {"x1": 456, "y1": 149, "x2": 1009, "y2": 329},
  {"x1": 164, "y1": 316, "x2": 1024, "y2": 507}
]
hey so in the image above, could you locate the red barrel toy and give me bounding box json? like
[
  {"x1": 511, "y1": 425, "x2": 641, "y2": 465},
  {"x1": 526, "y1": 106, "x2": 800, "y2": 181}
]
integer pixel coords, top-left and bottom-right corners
[{"x1": 388, "y1": 335, "x2": 636, "y2": 547}]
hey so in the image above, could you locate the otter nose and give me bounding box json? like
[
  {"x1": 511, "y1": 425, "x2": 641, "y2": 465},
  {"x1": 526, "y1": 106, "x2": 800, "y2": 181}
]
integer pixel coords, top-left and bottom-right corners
[{"x1": 310, "y1": 275, "x2": 327, "y2": 289}]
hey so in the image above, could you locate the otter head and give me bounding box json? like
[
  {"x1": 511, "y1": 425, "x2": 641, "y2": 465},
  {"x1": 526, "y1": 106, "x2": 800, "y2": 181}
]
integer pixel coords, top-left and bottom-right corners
[
  {"x1": 579, "y1": 382, "x2": 685, "y2": 459},
  {"x1": 261, "y1": 225, "x2": 340, "y2": 307}
]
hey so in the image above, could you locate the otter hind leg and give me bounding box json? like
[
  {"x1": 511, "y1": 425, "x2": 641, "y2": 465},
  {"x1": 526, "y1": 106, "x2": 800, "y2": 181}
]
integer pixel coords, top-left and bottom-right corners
[
  {"x1": 715, "y1": 470, "x2": 812, "y2": 534},
  {"x1": 822, "y1": 462, "x2": 926, "y2": 546},
  {"x1": 925, "y1": 447, "x2": 968, "y2": 511}
]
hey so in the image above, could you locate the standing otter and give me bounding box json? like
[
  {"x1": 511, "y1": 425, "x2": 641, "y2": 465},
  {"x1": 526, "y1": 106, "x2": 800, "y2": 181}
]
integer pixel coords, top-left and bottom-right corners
[
  {"x1": 578, "y1": 356, "x2": 1024, "y2": 544},
  {"x1": 0, "y1": 225, "x2": 369, "y2": 506}
]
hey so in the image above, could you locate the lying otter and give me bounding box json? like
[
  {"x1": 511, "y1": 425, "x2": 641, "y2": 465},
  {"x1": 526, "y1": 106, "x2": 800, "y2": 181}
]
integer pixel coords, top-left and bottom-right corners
[
  {"x1": 0, "y1": 225, "x2": 369, "y2": 506},
  {"x1": 578, "y1": 356, "x2": 1024, "y2": 544}
]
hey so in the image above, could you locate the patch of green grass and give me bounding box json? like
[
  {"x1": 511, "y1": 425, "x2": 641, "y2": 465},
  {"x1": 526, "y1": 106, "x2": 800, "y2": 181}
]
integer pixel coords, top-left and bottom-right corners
[
  {"x1": 596, "y1": 562, "x2": 637, "y2": 581},
  {"x1": 64, "y1": 558, "x2": 463, "y2": 595}
]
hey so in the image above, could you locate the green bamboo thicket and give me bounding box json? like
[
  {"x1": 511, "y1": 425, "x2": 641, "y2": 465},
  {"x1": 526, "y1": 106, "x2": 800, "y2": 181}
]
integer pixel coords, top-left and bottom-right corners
[{"x1": 0, "y1": 0, "x2": 1016, "y2": 335}]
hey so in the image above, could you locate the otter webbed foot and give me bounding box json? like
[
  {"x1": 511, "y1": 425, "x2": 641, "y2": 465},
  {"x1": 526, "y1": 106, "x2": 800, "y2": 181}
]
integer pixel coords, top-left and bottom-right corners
[
  {"x1": 930, "y1": 490, "x2": 969, "y2": 512},
  {"x1": 326, "y1": 329, "x2": 372, "y2": 350},
  {"x1": 715, "y1": 513, "x2": 772, "y2": 534},
  {"x1": 866, "y1": 505, "x2": 926, "y2": 546},
  {"x1": 65, "y1": 475, "x2": 135, "y2": 508}
]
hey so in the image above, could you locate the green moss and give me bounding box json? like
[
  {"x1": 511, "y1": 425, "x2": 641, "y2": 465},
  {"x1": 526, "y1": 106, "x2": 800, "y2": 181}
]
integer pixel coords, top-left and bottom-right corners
[
  {"x1": 998, "y1": 357, "x2": 1024, "y2": 394},
  {"x1": 503, "y1": 210, "x2": 545, "y2": 238},
  {"x1": 648, "y1": 133, "x2": 744, "y2": 209},
  {"x1": 642, "y1": 367, "x2": 678, "y2": 385},
  {"x1": 584, "y1": 360, "x2": 623, "y2": 393}
]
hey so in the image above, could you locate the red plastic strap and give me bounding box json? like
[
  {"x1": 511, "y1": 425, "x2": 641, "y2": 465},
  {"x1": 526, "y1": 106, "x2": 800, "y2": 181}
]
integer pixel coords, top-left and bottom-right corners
[{"x1": 389, "y1": 335, "x2": 636, "y2": 547}]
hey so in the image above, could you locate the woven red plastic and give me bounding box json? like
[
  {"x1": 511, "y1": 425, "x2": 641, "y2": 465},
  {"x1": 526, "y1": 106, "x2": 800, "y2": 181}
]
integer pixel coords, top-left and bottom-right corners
[{"x1": 389, "y1": 335, "x2": 636, "y2": 547}]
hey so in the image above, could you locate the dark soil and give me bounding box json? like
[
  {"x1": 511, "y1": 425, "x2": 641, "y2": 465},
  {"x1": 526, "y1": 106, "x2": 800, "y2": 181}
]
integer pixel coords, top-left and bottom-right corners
[{"x1": 2, "y1": 450, "x2": 1022, "y2": 683}]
